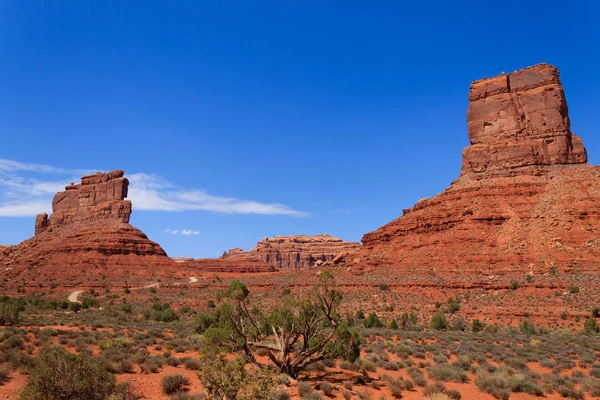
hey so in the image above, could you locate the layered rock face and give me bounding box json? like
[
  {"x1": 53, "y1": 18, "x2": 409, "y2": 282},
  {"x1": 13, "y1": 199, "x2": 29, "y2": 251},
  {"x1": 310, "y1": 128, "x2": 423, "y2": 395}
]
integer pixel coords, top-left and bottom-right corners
[
  {"x1": 356, "y1": 64, "x2": 600, "y2": 275},
  {"x1": 224, "y1": 234, "x2": 361, "y2": 270},
  {"x1": 462, "y1": 64, "x2": 587, "y2": 174},
  {"x1": 1, "y1": 170, "x2": 173, "y2": 271}
]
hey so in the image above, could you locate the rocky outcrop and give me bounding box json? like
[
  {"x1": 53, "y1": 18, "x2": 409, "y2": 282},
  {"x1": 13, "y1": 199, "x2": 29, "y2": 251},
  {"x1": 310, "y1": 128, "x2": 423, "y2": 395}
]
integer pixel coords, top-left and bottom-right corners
[
  {"x1": 0, "y1": 170, "x2": 173, "y2": 271},
  {"x1": 355, "y1": 64, "x2": 600, "y2": 275},
  {"x1": 462, "y1": 64, "x2": 587, "y2": 174},
  {"x1": 221, "y1": 248, "x2": 245, "y2": 258},
  {"x1": 225, "y1": 235, "x2": 361, "y2": 270},
  {"x1": 35, "y1": 170, "x2": 131, "y2": 235}
]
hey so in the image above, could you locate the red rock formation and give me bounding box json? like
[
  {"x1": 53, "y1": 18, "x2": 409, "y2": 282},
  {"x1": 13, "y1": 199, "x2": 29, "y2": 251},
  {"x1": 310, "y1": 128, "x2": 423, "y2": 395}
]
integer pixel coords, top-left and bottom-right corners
[
  {"x1": 225, "y1": 234, "x2": 361, "y2": 270},
  {"x1": 0, "y1": 170, "x2": 173, "y2": 272},
  {"x1": 463, "y1": 64, "x2": 587, "y2": 174},
  {"x1": 221, "y1": 248, "x2": 245, "y2": 258},
  {"x1": 356, "y1": 64, "x2": 600, "y2": 275}
]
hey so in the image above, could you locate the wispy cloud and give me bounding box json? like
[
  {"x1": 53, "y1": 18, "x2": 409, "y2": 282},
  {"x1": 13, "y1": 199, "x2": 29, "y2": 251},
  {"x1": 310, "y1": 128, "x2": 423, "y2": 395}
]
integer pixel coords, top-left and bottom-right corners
[
  {"x1": 165, "y1": 228, "x2": 200, "y2": 236},
  {"x1": 129, "y1": 173, "x2": 307, "y2": 216},
  {"x1": 0, "y1": 158, "x2": 307, "y2": 218}
]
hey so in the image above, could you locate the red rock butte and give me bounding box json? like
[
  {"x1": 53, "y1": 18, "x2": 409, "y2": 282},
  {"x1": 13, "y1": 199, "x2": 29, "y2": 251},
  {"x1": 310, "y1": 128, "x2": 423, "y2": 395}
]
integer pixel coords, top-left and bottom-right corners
[
  {"x1": 0, "y1": 170, "x2": 174, "y2": 273},
  {"x1": 353, "y1": 64, "x2": 600, "y2": 275}
]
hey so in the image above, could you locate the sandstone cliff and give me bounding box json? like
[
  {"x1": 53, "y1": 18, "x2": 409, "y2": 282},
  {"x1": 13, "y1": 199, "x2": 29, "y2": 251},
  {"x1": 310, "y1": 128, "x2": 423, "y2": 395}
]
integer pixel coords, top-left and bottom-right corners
[
  {"x1": 224, "y1": 234, "x2": 361, "y2": 270},
  {"x1": 356, "y1": 64, "x2": 600, "y2": 275}
]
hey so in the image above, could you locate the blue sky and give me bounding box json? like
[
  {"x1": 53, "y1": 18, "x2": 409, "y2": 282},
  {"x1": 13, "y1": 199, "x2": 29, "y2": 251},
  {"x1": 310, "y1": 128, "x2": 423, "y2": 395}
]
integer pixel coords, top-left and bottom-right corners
[{"x1": 1, "y1": 1, "x2": 598, "y2": 258}]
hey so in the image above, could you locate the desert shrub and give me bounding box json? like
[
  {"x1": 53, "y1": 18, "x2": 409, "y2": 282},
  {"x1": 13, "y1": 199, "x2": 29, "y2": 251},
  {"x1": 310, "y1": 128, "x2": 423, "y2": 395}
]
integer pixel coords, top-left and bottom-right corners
[
  {"x1": 453, "y1": 355, "x2": 472, "y2": 370},
  {"x1": 389, "y1": 319, "x2": 399, "y2": 330},
  {"x1": 428, "y1": 363, "x2": 468, "y2": 382},
  {"x1": 0, "y1": 367, "x2": 9, "y2": 385},
  {"x1": 364, "y1": 312, "x2": 384, "y2": 328},
  {"x1": 430, "y1": 312, "x2": 448, "y2": 331},
  {"x1": 446, "y1": 297, "x2": 460, "y2": 314},
  {"x1": 424, "y1": 394, "x2": 452, "y2": 400},
  {"x1": 510, "y1": 280, "x2": 519, "y2": 290},
  {"x1": 387, "y1": 377, "x2": 405, "y2": 398},
  {"x1": 583, "y1": 318, "x2": 600, "y2": 334},
  {"x1": 319, "y1": 381, "x2": 334, "y2": 396},
  {"x1": 183, "y1": 358, "x2": 201, "y2": 371},
  {"x1": 166, "y1": 356, "x2": 181, "y2": 367},
  {"x1": 143, "y1": 302, "x2": 179, "y2": 322},
  {"x1": 20, "y1": 346, "x2": 115, "y2": 400},
  {"x1": 519, "y1": 319, "x2": 536, "y2": 335},
  {"x1": 0, "y1": 297, "x2": 24, "y2": 325},
  {"x1": 194, "y1": 311, "x2": 218, "y2": 334},
  {"x1": 400, "y1": 312, "x2": 419, "y2": 330},
  {"x1": 298, "y1": 381, "x2": 314, "y2": 397},
  {"x1": 475, "y1": 371, "x2": 511, "y2": 400},
  {"x1": 567, "y1": 286, "x2": 579, "y2": 294},
  {"x1": 199, "y1": 353, "x2": 274, "y2": 399},
  {"x1": 582, "y1": 378, "x2": 600, "y2": 396},
  {"x1": 449, "y1": 317, "x2": 466, "y2": 331},
  {"x1": 408, "y1": 366, "x2": 427, "y2": 386},
  {"x1": 275, "y1": 389, "x2": 291, "y2": 400},
  {"x1": 161, "y1": 374, "x2": 190, "y2": 395},
  {"x1": 471, "y1": 319, "x2": 485, "y2": 332}
]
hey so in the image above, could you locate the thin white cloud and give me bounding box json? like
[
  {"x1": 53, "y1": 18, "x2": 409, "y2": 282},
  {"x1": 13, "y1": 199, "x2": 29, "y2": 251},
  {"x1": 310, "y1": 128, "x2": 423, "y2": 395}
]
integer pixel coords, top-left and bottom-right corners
[
  {"x1": 0, "y1": 200, "x2": 52, "y2": 217},
  {"x1": 165, "y1": 228, "x2": 200, "y2": 236},
  {"x1": 0, "y1": 159, "x2": 307, "y2": 218},
  {"x1": 128, "y1": 173, "x2": 307, "y2": 216}
]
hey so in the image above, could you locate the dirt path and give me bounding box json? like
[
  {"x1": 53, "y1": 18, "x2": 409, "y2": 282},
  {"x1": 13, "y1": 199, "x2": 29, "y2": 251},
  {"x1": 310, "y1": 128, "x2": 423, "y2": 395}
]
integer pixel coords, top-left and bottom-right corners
[
  {"x1": 66, "y1": 281, "x2": 167, "y2": 302},
  {"x1": 67, "y1": 290, "x2": 84, "y2": 303},
  {"x1": 66, "y1": 277, "x2": 203, "y2": 302}
]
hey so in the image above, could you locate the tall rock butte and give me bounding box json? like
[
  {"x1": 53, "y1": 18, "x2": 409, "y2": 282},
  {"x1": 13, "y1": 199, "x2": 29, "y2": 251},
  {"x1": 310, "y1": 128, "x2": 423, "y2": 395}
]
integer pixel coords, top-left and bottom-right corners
[
  {"x1": 0, "y1": 170, "x2": 174, "y2": 271},
  {"x1": 354, "y1": 64, "x2": 600, "y2": 274},
  {"x1": 223, "y1": 234, "x2": 361, "y2": 270}
]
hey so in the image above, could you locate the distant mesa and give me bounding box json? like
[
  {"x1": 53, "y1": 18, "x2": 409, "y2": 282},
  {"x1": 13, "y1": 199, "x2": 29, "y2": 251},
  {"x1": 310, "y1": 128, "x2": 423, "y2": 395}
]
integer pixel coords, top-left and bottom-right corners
[
  {"x1": 354, "y1": 63, "x2": 600, "y2": 274},
  {"x1": 1, "y1": 170, "x2": 174, "y2": 272},
  {"x1": 222, "y1": 234, "x2": 361, "y2": 270}
]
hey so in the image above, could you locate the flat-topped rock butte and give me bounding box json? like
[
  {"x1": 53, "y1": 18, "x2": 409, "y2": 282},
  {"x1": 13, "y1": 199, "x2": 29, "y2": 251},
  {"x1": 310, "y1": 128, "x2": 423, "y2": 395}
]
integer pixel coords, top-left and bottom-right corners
[
  {"x1": 349, "y1": 63, "x2": 600, "y2": 275},
  {"x1": 0, "y1": 170, "x2": 175, "y2": 276}
]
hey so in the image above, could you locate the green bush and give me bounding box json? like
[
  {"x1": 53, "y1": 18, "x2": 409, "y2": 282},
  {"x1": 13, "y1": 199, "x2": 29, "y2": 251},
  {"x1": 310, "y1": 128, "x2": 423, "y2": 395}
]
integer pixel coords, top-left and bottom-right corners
[
  {"x1": 519, "y1": 319, "x2": 536, "y2": 335},
  {"x1": 446, "y1": 297, "x2": 460, "y2": 314},
  {"x1": 143, "y1": 302, "x2": 179, "y2": 322},
  {"x1": 510, "y1": 280, "x2": 519, "y2": 290},
  {"x1": 471, "y1": 319, "x2": 485, "y2": 332},
  {"x1": 364, "y1": 312, "x2": 384, "y2": 328},
  {"x1": 20, "y1": 347, "x2": 115, "y2": 400},
  {"x1": 583, "y1": 318, "x2": 600, "y2": 334},
  {"x1": 194, "y1": 311, "x2": 218, "y2": 334},
  {"x1": 0, "y1": 297, "x2": 24, "y2": 325},
  {"x1": 568, "y1": 286, "x2": 580, "y2": 294},
  {"x1": 430, "y1": 312, "x2": 447, "y2": 331}
]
